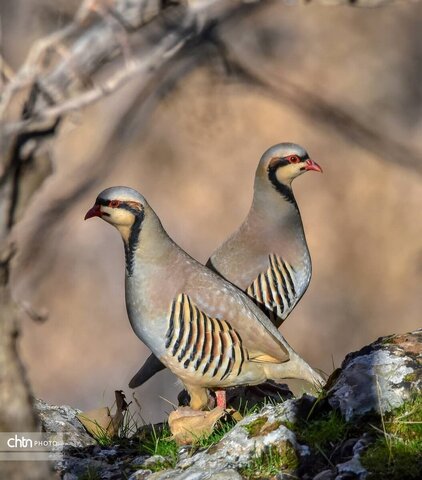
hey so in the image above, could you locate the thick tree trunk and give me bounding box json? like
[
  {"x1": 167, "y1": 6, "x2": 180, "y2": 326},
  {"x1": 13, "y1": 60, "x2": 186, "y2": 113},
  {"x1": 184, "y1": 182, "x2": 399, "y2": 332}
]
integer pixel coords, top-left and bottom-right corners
[{"x1": 0, "y1": 249, "x2": 52, "y2": 478}]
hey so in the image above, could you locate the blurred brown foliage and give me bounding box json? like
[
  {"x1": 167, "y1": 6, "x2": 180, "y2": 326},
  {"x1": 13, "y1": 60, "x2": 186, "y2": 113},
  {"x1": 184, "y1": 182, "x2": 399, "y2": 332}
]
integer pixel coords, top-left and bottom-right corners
[{"x1": 2, "y1": 0, "x2": 421, "y2": 423}]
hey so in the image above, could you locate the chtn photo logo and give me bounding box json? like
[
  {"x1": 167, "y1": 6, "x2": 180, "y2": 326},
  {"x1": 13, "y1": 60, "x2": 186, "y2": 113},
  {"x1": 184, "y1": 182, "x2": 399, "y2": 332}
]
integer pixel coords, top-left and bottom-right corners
[
  {"x1": 0, "y1": 432, "x2": 63, "y2": 460},
  {"x1": 4, "y1": 433, "x2": 59, "y2": 449},
  {"x1": 7, "y1": 435, "x2": 33, "y2": 448}
]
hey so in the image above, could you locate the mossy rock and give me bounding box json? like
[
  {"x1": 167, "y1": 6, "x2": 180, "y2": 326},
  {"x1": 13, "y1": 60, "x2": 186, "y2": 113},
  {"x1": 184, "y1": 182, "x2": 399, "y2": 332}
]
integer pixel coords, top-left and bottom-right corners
[
  {"x1": 239, "y1": 441, "x2": 299, "y2": 479},
  {"x1": 243, "y1": 416, "x2": 269, "y2": 437},
  {"x1": 243, "y1": 416, "x2": 283, "y2": 438}
]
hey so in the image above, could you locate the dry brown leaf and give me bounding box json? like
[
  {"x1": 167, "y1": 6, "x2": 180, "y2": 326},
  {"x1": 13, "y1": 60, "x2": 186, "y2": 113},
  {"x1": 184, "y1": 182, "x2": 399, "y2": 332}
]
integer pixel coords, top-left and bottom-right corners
[
  {"x1": 77, "y1": 390, "x2": 129, "y2": 439},
  {"x1": 77, "y1": 406, "x2": 113, "y2": 438},
  {"x1": 168, "y1": 406, "x2": 225, "y2": 445},
  {"x1": 227, "y1": 408, "x2": 243, "y2": 422}
]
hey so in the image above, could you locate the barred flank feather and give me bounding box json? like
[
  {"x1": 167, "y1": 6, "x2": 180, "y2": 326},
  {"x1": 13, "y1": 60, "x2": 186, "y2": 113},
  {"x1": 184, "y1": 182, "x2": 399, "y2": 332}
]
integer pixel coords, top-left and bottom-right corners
[
  {"x1": 246, "y1": 254, "x2": 297, "y2": 327},
  {"x1": 166, "y1": 293, "x2": 247, "y2": 380}
]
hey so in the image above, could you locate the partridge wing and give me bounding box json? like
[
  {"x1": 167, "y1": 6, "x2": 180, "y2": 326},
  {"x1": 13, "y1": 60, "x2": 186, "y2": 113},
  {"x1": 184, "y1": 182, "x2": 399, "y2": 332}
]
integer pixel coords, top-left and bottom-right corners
[
  {"x1": 246, "y1": 254, "x2": 298, "y2": 327},
  {"x1": 164, "y1": 293, "x2": 288, "y2": 383}
]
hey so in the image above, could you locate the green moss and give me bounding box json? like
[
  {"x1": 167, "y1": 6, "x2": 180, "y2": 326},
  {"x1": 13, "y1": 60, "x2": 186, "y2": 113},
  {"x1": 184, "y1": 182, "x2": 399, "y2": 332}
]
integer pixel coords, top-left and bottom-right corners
[
  {"x1": 243, "y1": 416, "x2": 269, "y2": 438},
  {"x1": 243, "y1": 415, "x2": 282, "y2": 439},
  {"x1": 299, "y1": 411, "x2": 350, "y2": 449},
  {"x1": 403, "y1": 373, "x2": 417, "y2": 383},
  {"x1": 362, "y1": 395, "x2": 422, "y2": 479},
  {"x1": 139, "y1": 424, "x2": 178, "y2": 467},
  {"x1": 362, "y1": 438, "x2": 422, "y2": 480},
  {"x1": 260, "y1": 420, "x2": 282, "y2": 436},
  {"x1": 283, "y1": 410, "x2": 350, "y2": 455},
  {"x1": 386, "y1": 395, "x2": 422, "y2": 437},
  {"x1": 239, "y1": 442, "x2": 299, "y2": 479}
]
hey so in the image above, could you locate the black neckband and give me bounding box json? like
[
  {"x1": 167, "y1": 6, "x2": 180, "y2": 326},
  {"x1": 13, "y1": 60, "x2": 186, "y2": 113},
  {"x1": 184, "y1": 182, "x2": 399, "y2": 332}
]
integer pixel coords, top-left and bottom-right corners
[
  {"x1": 122, "y1": 204, "x2": 144, "y2": 276},
  {"x1": 267, "y1": 159, "x2": 298, "y2": 209}
]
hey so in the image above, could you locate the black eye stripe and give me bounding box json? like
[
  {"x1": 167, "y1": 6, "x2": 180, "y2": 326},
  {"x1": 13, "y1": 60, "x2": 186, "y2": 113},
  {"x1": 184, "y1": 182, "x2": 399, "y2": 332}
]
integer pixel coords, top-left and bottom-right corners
[
  {"x1": 271, "y1": 159, "x2": 290, "y2": 169},
  {"x1": 96, "y1": 198, "x2": 141, "y2": 214},
  {"x1": 96, "y1": 198, "x2": 109, "y2": 206},
  {"x1": 270, "y1": 154, "x2": 308, "y2": 169}
]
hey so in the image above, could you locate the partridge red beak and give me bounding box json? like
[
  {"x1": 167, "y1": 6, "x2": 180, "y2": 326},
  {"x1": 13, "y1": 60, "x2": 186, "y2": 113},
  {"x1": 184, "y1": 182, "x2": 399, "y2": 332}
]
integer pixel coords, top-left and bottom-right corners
[
  {"x1": 304, "y1": 158, "x2": 323, "y2": 173},
  {"x1": 84, "y1": 204, "x2": 102, "y2": 220}
]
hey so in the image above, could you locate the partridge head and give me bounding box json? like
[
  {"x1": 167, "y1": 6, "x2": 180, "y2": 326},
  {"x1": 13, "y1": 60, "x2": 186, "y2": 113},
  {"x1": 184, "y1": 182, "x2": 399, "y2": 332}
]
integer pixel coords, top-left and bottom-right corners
[{"x1": 85, "y1": 186, "x2": 323, "y2": 410}]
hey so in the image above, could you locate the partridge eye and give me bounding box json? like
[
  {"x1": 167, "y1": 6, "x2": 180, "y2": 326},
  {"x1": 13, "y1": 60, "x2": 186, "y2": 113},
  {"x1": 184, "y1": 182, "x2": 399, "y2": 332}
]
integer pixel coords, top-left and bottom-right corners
[
  {"x1": 289, "y1": 155, "x2": 300, "y2": 164},
  {"x1": 109, "y1": 200, "x2": 120, "y2": 208}
]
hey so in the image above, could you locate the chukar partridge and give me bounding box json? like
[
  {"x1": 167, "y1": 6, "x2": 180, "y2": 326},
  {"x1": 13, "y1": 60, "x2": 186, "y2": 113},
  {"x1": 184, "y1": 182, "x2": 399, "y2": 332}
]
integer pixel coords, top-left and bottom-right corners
[
  {"x1": 129, "y1": 143, "x2": 322, "y2": 390},
  {"x1": 208, "y1": 142, "x2": 322, "y2": 325},
  {"x1": 85, "y1": 187, "x2": 323, "y2": 410}
]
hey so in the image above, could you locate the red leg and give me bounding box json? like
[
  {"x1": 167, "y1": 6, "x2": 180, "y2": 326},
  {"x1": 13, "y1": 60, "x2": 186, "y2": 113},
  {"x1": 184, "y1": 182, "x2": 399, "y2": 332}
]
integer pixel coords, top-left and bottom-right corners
[{"x1": 215, "y1": 390, "x2": 227, "y2": 410}]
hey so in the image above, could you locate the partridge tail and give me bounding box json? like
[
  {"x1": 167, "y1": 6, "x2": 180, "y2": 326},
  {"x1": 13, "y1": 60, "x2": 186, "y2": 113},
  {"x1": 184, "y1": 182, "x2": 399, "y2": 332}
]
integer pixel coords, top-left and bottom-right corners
[
  {"x1": 263, "y1": 353, "x2": 324, "y2": 389},
  {"x1": 129, "y1": 353, "x2": 166, "y2": 388}
]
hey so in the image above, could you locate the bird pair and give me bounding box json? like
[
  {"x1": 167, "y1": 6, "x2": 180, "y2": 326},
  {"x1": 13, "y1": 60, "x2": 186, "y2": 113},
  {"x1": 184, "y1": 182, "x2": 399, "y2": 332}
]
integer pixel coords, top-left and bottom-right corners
[{"x1": 85, "y1": 143, "x2": 323, "y2": 410}]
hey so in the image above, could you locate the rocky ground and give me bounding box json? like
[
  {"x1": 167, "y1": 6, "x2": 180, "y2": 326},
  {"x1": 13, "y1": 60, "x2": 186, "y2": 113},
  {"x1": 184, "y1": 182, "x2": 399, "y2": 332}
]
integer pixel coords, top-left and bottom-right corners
[{"x1": 36, "y1": 330, "x2": 421, "y2": 480}]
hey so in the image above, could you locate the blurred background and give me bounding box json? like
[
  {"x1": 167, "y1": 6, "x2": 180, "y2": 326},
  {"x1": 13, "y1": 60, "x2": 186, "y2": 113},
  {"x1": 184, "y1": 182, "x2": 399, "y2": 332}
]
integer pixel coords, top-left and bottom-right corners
[{"x1": 2, "y1": 0, "x2": 421, "y2": 423}]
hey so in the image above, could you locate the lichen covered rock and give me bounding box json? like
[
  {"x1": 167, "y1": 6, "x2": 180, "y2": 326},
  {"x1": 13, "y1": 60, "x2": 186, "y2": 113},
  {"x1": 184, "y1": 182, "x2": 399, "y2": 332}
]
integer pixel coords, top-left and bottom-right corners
[
  {"x1": 327, "y1": 329, "x2": 422, "y2": 421},
  {"x1": 35, "y1": 398, "x2": 96, "y2": 448},
  {"x1": 144, "y1": 400, "x2": 305, "y2": 480},
  {"x1": 40, "y1": 329, "x2": 421, "y2": 479}
]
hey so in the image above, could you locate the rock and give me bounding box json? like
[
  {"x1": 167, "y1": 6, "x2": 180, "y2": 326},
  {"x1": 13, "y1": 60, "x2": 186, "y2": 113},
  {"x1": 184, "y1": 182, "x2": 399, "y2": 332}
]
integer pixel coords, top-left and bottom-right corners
[
  {"x1": 35, "y1": 399, "x2": 155, "y2": 479},
  {"x1": 129, "y1": 470, "x2": 153, "y2": 480},
  {"x1": 335, "y1": 456, "x2": 367, "y2": 479},
  {"x1": 352, "y1": 434, "x2": 371, "y2": 456},
  {"x1": 34, "y1": 330, "x2": 421, "y2": 479},
  {"x1": 60, "y1": 443, "x2": 152, "y2": 479},
  {"x1": 147, "y1": 470, "x2": 243, "y2": 480},
  {"x1": 60, "y1": 457, "x2": 110, "y2": 479},
  {"x1": 339, "y1": 438, "x2": 358, "y2": 460},
  {"x1": 143, "y1": 455, "x2": 171, "y2": 467},
  {"x1": 63, "y1": 474, "x2": 79, "y2": 480},
  {"x1": 313, "y1": 469, "x2": 336, "y2": 480},
  {"x1": 34, "y1": 398, "x2": 97, "y2": 448},
  {"x1": 131, "y1": 455, "x2": 153, "y2": 466},
  {"x1": 208, "y1": 470, "x2": 243, "y2": 479},
  {"x1": 149, "y1": 399, "x2": 304, "y2": 480},
  {"x1": 327, "y1": 329, "x2": 422, "y2": 421}
]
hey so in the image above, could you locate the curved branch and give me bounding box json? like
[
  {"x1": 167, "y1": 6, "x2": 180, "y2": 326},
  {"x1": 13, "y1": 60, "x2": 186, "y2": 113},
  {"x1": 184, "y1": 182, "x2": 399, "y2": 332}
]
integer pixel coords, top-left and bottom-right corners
[
  {"x1": 218, "y1": 31, "x2": 422, "y2": 175},
  {"x1": 17, "y1": 42, "x2": 213, "y2": 280}
]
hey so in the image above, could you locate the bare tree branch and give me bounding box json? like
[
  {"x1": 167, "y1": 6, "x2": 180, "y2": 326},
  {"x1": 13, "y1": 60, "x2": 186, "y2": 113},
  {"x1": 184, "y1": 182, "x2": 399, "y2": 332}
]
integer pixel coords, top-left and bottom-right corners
[
  {"x1": 0, "y1": 0, "x2": 401, "y2": 137},
  {"x1": 0, "y1": 0, "x2": 264, "y2": 232},
  {"x1": 216, "y1": 27, "x2": 422, "y2": 175},
  {"x1": 0, "y1": 0, "x2": 242, "y2": 136},
  {"x1": 18, "y1": 41, "x2": 214, "y2": 280},
  {"x1": 2, "y1": 24, "x2": 192, "y2": 136}
]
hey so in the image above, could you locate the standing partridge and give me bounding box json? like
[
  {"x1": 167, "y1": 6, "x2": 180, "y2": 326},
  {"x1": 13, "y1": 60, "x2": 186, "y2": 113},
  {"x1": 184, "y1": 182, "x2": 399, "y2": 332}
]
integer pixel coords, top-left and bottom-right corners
[
  {"x1": 208, "y1": 142, "x2": 322, "y2": 326},
  {"x1": 129, "y1": 143, "x2": 322, "y2": 390},
  {"x1": 85, "y1": 187, "x2": 323, "y2": 410}
]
